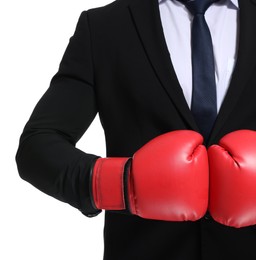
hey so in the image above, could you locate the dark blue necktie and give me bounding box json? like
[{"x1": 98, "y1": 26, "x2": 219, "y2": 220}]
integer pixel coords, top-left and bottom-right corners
[{"x1": 178, "y1": 0, "x2": 217, "y2": 141}]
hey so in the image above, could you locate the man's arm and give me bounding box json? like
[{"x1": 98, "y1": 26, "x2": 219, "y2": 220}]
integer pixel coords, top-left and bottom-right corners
[{"x1": 15, "y1": 11, "x2": 101, "y2": 217}]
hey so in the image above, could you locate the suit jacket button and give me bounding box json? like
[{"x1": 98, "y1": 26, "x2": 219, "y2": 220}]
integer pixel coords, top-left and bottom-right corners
[{"x1": 204, "y1": 212, "x2": 212, "y2": 220}]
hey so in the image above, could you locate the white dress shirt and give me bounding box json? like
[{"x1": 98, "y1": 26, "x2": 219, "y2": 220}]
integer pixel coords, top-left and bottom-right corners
[{"x1": 158, "y1": 0, "x2": 239, "y2": 112}]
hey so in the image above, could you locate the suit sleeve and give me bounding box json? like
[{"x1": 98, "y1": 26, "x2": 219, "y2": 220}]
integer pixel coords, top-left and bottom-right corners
[{"x1": 15, "y1": 11, "x2": 101, "y2": 217}]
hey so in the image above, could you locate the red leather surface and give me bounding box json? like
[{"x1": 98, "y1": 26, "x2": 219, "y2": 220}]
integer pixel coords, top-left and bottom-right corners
[
  {"x1": 208, "y1": 130, "x2": 256, "y2": 228},
  {"x1": 92, "y1": 157, "x2": 130, "y2": 210},
  {"x1": 129, "y1": 130, "x2": 208, "y2": 221}
]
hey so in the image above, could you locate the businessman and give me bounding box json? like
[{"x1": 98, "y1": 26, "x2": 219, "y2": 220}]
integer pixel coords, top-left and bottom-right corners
[{"x1": 16, "y1": 0, "x2": 256, "y2": 259}]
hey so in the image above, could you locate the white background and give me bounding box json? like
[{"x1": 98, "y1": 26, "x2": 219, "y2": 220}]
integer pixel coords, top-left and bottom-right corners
[{"x1": 1, "y1": 1, "x2": 114, "y2": 259}]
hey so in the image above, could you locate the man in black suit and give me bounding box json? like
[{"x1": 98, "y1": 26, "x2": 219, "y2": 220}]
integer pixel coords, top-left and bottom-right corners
[{"x1": 16, "y1": 0, "x2": 256, "y2": 259}]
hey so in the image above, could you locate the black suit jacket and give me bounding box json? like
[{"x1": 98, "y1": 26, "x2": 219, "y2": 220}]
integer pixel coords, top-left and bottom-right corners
[{"x1": 16, "y1": 0, "x2": 256, "y2": 259}]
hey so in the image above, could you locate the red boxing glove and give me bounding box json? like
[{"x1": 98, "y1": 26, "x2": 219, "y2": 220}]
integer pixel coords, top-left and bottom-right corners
[
  {"x1": 208, "y1": 130, "x2": 256, "y2": 228},
  {"x1": 91, "y1": 130, "x2": 208, "y2": 221}
]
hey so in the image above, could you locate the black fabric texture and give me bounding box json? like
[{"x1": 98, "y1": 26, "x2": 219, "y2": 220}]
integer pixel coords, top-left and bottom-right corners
[{"x1": 15, "y1": 0, "x2": 256, "y2": 259}]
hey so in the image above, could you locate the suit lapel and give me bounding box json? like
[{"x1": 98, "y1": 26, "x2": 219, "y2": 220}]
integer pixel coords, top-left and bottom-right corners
[
  {"x1": 128, "y1": 0, "x2": 256, "y2": 142},
  {"x1": 209, "y1": 0, "x2": 256, "y2": 143},
  {"x1": 128, "y1": 0, "x2": 199, "y2": 131}
]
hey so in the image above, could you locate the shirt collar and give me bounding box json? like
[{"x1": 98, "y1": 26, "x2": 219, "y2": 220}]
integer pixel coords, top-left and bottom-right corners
[
  {"x1": 230, "y1": 0, "x2": 239, "y2": 9},
  {"x1": 158, "y1": 0, "x2": 239, "y2": 9}
]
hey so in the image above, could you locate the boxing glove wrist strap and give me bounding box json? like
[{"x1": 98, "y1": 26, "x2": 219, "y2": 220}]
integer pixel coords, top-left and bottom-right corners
[{"x1": 90, "y1": 157, "x2": 131, "y2": 210}]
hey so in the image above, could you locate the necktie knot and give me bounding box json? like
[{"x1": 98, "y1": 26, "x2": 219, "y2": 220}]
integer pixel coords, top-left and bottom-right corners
[{"x1": 178, "y1": 0, "x2": 217, "y2": 15}]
